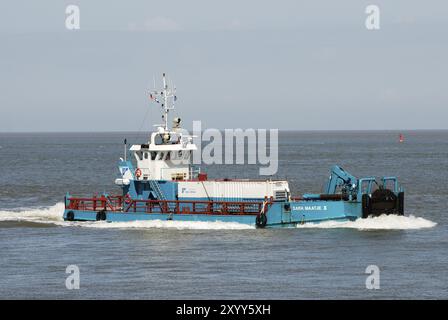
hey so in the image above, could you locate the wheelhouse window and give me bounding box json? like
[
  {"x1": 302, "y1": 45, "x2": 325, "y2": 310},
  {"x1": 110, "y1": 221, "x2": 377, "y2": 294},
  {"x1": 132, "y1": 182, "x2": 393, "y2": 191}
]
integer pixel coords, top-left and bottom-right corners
[
  {"x1": 135, "y1": 151, "x2": 143, "y2": 161},
  {"x1": 154, "y1": 134, "x2": 163, "y2": 145}
]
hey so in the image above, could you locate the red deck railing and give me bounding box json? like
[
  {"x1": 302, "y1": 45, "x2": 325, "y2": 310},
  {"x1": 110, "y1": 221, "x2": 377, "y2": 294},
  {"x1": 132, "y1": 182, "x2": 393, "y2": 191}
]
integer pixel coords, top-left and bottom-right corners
[{"x1": 66, "y1": 195, "x2": 273, "y2": 216}]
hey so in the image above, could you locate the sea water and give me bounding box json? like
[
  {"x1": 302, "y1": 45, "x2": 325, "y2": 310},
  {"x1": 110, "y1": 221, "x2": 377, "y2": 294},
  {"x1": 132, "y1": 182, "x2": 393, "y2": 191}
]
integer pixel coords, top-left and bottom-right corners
[{"x1": 0, "y1": 131, "x2": 446, "y2": 299}]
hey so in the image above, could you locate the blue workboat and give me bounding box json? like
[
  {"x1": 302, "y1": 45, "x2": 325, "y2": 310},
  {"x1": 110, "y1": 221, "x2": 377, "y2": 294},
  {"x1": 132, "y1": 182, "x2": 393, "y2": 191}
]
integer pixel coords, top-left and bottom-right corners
[{"x1": 63, "y1": 74, "x2": 404, "y2": 228}]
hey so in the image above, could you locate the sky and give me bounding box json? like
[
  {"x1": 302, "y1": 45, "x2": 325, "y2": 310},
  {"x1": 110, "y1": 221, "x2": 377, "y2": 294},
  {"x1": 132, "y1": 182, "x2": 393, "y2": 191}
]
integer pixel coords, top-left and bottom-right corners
[{"x1": 0, "y1": 0, "x2": 447, "y2": 131}]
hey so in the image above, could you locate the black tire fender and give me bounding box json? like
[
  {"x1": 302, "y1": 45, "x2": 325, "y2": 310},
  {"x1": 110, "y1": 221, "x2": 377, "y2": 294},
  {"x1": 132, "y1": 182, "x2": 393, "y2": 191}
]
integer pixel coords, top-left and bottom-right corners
[
  {"x1": 96, "y1": 210, "x2": 107, "y2": 221},
  {"x1": 397, "y1": 192, "x2": 404, "y2": 216},
  {"x1": 361, "y1": 194, "x2": 371, "y2": 219},
  {"x1": 66, "y1": 211, "x2": 75, "y2": 221},
  {"x1": 255, "y1": 214, "x2": 267, "y2": 228}
]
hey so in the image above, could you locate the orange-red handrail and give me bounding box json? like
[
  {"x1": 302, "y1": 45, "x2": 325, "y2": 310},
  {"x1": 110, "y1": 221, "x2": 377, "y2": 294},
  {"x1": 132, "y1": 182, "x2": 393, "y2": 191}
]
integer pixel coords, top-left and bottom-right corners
[{"x1": 66, "y1": 195, "x2": 274, "y2": 216}]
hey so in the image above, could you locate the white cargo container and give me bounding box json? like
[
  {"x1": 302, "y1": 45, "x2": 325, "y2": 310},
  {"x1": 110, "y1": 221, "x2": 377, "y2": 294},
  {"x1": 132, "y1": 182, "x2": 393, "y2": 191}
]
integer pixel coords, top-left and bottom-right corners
[{"x1": 177, "y1": 180, "x2": 290, "y2": 202}]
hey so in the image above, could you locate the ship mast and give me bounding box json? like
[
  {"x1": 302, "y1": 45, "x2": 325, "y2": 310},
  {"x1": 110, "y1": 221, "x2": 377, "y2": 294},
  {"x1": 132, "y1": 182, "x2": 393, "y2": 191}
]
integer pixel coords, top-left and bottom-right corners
[{"x1": 150, "y1": 73, "x2": 176, "y2": 131}]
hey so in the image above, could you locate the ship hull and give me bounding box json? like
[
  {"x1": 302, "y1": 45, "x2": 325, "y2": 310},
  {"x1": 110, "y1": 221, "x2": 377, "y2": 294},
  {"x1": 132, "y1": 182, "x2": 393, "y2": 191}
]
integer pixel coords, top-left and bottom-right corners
[{"x1": 63, "y1": 199, "x2": 361, "y2": 228}]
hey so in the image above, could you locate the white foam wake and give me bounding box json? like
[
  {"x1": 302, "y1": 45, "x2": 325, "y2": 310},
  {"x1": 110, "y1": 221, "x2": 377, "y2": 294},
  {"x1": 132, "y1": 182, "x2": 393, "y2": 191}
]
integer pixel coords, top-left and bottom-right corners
[
  {"x1": 80, "y1": 220, "x2": 254, "y2": 230},
  {"x1": 0, "y1": 204, "x2": 436, "y2": 231},
  {"x1": 0, "y1": 202, "x2": 65, "y2": 223},
  {"x1": 0, "y1": 203, "x2": 253, "y2": 230},
  {"x1": 297, "y1": 214, "x2": 437, "y2": 230}
]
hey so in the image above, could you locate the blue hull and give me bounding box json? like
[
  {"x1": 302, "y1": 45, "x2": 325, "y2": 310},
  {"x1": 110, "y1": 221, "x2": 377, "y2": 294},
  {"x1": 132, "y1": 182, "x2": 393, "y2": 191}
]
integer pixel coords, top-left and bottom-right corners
[{"x1": 63, "y1": 199, "x2": 362, "y2": 228}]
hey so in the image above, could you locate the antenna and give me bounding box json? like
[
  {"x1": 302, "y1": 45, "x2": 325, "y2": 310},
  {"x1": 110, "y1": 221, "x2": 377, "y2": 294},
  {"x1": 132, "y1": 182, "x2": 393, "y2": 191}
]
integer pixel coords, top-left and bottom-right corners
[
  {"x1": 149, "y1": 73, "x2": 176, "y2": 131},
  {"x1": 124, "y1": 138, "x2": 127, "y2": 161}
]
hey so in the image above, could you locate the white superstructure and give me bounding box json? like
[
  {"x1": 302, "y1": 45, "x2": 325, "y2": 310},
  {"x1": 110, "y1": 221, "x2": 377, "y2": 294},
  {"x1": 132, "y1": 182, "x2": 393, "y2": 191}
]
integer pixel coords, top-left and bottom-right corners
[
  {"x1": 129, "y1": 73, "x2": 198, "y2": 181},
  {"x1": 123, "y1": 73, "x2": 290, "y2": 202}
]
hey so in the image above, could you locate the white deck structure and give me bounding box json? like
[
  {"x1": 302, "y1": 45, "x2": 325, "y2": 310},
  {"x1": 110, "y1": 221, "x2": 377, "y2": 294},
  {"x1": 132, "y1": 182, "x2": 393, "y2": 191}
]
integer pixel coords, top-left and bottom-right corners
[
  {"x1": 123, "y1": 73, "x2": 290, "y2": 201},
  {"x1": 130, "y1": 126, "x2": 197, "y2": 181}
]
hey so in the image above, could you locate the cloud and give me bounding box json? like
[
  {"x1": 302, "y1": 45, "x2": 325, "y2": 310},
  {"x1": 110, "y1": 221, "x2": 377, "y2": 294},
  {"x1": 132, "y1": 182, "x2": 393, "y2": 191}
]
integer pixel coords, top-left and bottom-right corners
[{"x1": 128, "y1": 16, "x2": 181, "y2": 32}]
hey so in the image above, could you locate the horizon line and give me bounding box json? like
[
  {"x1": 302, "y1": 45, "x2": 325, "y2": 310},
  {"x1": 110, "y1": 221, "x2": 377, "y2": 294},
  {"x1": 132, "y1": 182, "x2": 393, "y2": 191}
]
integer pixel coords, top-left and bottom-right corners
[{"x1": 1, "y1": 128, "x2": 448, "y2": 134}]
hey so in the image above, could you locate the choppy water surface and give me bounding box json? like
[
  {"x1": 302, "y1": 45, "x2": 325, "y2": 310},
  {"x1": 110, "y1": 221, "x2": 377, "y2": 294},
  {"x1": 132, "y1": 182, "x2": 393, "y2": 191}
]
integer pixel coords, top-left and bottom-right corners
[{"x1": 0, "y1": 131, "x2": 446, "y2": 299}]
